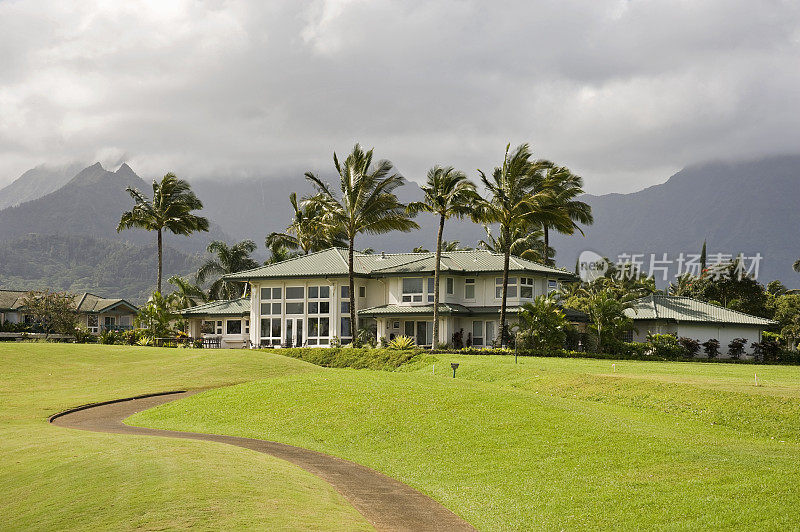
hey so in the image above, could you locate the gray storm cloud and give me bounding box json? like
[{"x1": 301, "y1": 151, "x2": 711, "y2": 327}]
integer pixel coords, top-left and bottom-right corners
[{"x1": 1, "y1": 0, "x2": 798, "y2": 192}]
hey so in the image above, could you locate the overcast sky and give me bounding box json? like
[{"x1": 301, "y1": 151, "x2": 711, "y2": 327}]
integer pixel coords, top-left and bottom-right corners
[{"x1": 1, "y1": 0, "x2": 799, "y2": 193}]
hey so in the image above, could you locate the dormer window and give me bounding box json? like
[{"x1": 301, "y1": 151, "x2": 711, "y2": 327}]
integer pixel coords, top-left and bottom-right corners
[{"x1": 402, "y1": 278, "x2": 423, "y2": 303}]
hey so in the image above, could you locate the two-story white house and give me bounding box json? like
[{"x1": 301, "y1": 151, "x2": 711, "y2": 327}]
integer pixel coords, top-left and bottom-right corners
[{"x1": 211, "y1": 248, "x2": 580, "y2": 348}]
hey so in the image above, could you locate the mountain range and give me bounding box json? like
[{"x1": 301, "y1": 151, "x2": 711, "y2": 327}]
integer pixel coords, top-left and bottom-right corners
[{"x1": 0, "y1": 153, "x2": 798, "y2": 303}]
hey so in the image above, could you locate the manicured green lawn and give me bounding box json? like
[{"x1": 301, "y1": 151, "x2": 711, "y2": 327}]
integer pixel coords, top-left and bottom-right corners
[
  {"x1": 0, "y1": 343, "x2": 371, "y2": 531},
  {"x1": 132, "y1": 351, "x2": 800, "y2": 530}
]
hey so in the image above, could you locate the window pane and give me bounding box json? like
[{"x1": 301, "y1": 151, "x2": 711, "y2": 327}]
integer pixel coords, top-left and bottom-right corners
[
  {"x1": 473, "y1": 320, "x2": 483, "y2": 338},
  {"x1": 465, "y1": 285, "x2": 475, "y2": 299},
  {"x1": 359, "y1": 286, "x2": 366, "y2": 298},
  {"x1": 272, "y1": 287, "x2": 282, "y2": 299},
  {"x1": 261, "y1": 318, "x2": 270, "y2": 337},
  {"x1": 446, "y1": 277, "x2": 454, "y2": 294},
  {"x1": 341, "y1": 317, "x2": 351, "y2": 337},
  {"x1": 260, "y1": 288, "x2": 271, "y2": 300},
  {"x1": 495, "y1": 277, "x2": 502, "y2": 285},
  {"x1": 308, "y1": 286, "x2": 318, "y2": 298},
  {"x1": 320, "y1": 301, "x2": 330, "y2": 314},
  {"x1": 508, "y1": 277, "x2": 517, "y2": 285},
  {"x1": 286, "y1": 287, "x2": 303, "y2": 299},
  {"x1": 308, "y1": 339, "x2": 318, "y2": 345},
  {"x1": 272, "y1": 319, "x2": 281, "y2": 337},
  {"x1": 508, "y1": 285, "x2": 517, "y2": 298},
  {"x1": 521, "y1": 286, "x2": 533, "y2": 298},
  {"x1": 320, "y1": 317, "x2": 329, "y2": 336},
  {"x1": 320, "y1": 286, "x2": 330, "y2": 299},
  {"x1": 309, "y1": 302, "x2": 319, "y2": 314},
  {"x1": 260, "y1": 302, "x2": 271, "y2": 315},
  {"x1": 341, "y1": 301, "x2": 350, "y2": 313},
  {"x1": 309, "y1": 318, "x2": 319, "y2": 337},
  {"x1": 496, "y1": 286, "x2": 502, "y2": 299},
  {"x1": 486, "y1": 321, "x2": 495, "y2": 345},
  {"x1": 427, "y1": 277, "x2": 434, "y2": 292},
  {"x1": 286, "y1": 302, "x2": 304, "y2": 314},
  {"x1": 227, "y1": 320, "x2": 242, "y2": 335},
  {"x1": 405, "y1": 321, "x2": 415, "y2": 337},
  {"x1": 403, "y1": 278, "x2": 423, "y2": 293},
  {"x1": 272, "y1": 302, "x2": 282, "y2": 315},
  {"x1": 203, "y1": 320, "x2": 214, "y2": 334},
  {"x1": 341, "y1": 285, "x2": 349, "y2": 298}
]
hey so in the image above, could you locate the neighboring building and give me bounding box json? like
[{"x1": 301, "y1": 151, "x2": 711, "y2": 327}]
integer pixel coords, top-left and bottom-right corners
[
  {"x1": 624, "y1": 294, "x2": 776, "y2": 355},
  {"x1": 219, "y1": 248, "x2": 580, "y2": 348},
  {"x1": 183, "y1": 298, "x2": 251, "y2": 348},
  {"x1": 0, "y1": 289, "x2": 138, "y2": 332}
]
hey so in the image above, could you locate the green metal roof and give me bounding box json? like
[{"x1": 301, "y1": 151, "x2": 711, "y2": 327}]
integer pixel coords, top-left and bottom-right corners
[
  {"x1": 226, "y1": 248, "x2": 576, "y2": 281},
  {"x1": 624, "y1": 295, "x2": 775, "y2": 326},
  {"x1": 181, "y1": 298, "x2": 250, "y2": 317}
]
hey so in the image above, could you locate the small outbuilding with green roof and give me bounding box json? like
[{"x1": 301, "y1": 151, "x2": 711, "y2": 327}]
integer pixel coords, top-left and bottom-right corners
[{"x1": 624, "y1": 294, "x2": 776, "y2": 356}]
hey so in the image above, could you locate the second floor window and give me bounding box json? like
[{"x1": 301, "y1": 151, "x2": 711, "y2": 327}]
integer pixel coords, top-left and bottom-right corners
[
  {"x1": 465, "y1": 278, "x2": 475, "y2": 300},
  {"x1": 495, "y1": 277, "x2": 517, "y2": 299},
  {"x1": 402, "y1": 278, "x2": 423, "y2": 302},
  {"x1": 520, "y1": 277, "x2": 534, "y2": 299},
  {"x1": 308, "y1": 285, "x2": 330, "y2": 315},
  {"x1": 427, "y1": 278, "x2": 435, "y2": 303},
  {"x1": 446, "y1": 277, "x2": 454, "y2": 295}
]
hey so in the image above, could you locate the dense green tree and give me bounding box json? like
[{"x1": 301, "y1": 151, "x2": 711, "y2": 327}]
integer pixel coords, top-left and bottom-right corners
[
  {"x1": 135, "y1": 291, "x2": 178, "y2": 338},
  {"x1": 408, "y1": 165, "x2": 479, "y2": 349},
  {"x1": 19, "y1": 290, "x2": 78, "y2": 336},
  {"x1": 118, "y1": 173, "x2": 209, "y2": 293},
  {"x1": 305, "y1": 144, "x2": 419, "y2": 340},
  {"x1": 197, "y1": 240, "x2": 259, "y2": 300}
]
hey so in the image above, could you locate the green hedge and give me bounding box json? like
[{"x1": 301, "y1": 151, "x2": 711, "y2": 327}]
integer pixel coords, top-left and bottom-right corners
[{"x1": 267, "y1": 347, "x2": 424, "y2": 370}]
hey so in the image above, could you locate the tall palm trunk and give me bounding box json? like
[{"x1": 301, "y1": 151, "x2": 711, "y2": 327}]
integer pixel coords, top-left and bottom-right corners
[
  {"x1": 499, "y1": 227, "x2": 511, "y2": 347},
  {"x1": 157, "y1": 228, "x2": 163, "y2": 294},
  {"x1": 543, "y1": 225, "x2": 550, "y2": 263},
  {"x1": 348, "y1": 236, "x2": 357, "y2": 342},
  {"x1": 432, "y1": 214, "x2": 445, "y2": 349}
]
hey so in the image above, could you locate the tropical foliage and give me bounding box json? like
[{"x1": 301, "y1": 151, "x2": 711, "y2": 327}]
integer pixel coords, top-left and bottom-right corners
[
  {"x1": 135, "y1": 291, "x2": 179, "y2": 338},
  {"x1": 473, "y1": 143, "x2": 571, "y2": 346},
  {"x1": 407, "y1": 165, "x2": 479, "y2": 349},
  {"x1": 265, "y1": 192, "x2": 346, "y2": 255},
  {"x1": 305, "y1": 144, "x2": 419, "y2": 338},
  {"x1": 117, "y1": 173, "x2": 209, "y2": 293},
  {"x1": 167, "y1": 275, "x2": 207, "y2": 310},
  {"x1": 515, "y1": 296, "x2": 569, "y2": 351},
  {"x1": 197, "y1": 240, "x2": 259, "y2": 300}
]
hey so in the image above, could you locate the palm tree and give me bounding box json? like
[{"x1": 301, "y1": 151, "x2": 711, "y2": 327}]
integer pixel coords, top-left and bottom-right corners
[
  {"x1": 167, "y1": 275, "x2": 207, "y2": 310},
  {"x1": 480, "y1": 224, "x2": 554, "y2": 264},
  {"x1": 197, "y1": 240, "x2": 260, "y2": 300},
  {"x1": 264, "y1": 245, "x2": 298, "y2": 265},
  {"x1": 266, "y1": 192, "x2": 346, "y2": 255},
  {"x1": 793, "y1": 258, "x2": 800, "y2": 274},
  {"x1": 473, "y1": 143, "x2": 570, "y2": 346},
  {"x1": 305, "y1": 144, "x2": 419, "y2": 340},
  {"x1": 534, "y1": 165, "x2": 593, "y2": 264},
  {"x1": 118, "y1": 173, "x2": 209, "y2": 293},
  {"x1": 408, "y1": 165, "x2": 479, "y2": 348},
  {"x1": 441, "y1": 240, "x2": 471, "y2": 251}
]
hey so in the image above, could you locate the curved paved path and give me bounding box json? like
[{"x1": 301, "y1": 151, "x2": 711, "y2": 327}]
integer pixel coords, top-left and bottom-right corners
[{"x1": 50, "y1": 391, "x2": 475, "y2": 532}]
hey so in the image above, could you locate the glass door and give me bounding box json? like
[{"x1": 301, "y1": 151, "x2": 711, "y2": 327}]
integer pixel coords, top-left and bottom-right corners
[
  {"x1": 416, "y1": 321, "x2": 428, "y2": 347},
  {"x1": 285, "y1": 317, "x2": 304, "y2": 347}
]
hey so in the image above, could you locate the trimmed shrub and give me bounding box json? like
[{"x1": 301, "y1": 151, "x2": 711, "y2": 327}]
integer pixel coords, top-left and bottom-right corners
[
  {"x1": 702, "y1": 338, "x2": 720, "y2": 359},
  {"x1": 677, "y1": 337, "x2": 701, "y2": 358},
  {"x1": 728, "y1": 338, "x2": 747, "y2": 360}
]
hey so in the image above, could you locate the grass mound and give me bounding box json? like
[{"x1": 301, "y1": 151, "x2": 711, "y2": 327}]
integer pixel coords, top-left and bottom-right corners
[{"x1": 272, "y1": 346, "x2": 423, "y2": 370}]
